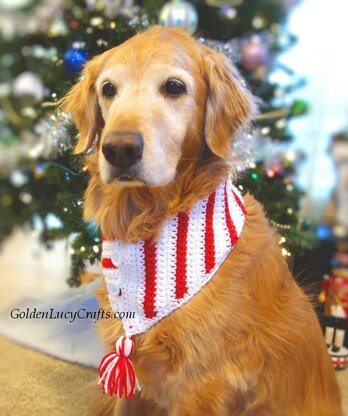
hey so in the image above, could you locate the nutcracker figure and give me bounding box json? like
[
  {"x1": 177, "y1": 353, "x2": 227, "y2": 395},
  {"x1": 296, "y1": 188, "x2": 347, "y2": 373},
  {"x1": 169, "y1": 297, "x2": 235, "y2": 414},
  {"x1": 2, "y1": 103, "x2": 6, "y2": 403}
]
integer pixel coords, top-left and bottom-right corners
[{"x1": 319, "y1": 251, "x2": 348, "y2": 370}]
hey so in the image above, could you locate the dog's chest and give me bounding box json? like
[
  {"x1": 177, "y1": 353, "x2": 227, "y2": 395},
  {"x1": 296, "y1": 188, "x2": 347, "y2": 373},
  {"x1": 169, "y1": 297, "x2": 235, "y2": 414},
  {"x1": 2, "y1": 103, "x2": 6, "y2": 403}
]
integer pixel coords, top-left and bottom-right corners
[{"x1": 102, "y1": 177, "x2": 246, "y2": 337}]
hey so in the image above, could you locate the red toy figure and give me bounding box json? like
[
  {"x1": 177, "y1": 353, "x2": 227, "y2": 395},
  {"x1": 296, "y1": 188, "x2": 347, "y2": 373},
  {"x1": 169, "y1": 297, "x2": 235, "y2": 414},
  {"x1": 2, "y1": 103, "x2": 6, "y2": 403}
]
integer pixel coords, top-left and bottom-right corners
[{"x1": 320, "y1": 251, "x2": 348, "y2": 370}]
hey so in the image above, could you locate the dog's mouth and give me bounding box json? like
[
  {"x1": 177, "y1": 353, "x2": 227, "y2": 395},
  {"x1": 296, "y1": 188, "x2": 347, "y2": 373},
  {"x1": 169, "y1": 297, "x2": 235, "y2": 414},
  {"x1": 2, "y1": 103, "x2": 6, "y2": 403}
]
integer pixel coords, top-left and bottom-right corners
[
  {"x1": 117, "y1": 174, "x2": 137, "y2": 182},
  {"x1": 106, "y1": 166, "x2": 145, "y2": 185}
]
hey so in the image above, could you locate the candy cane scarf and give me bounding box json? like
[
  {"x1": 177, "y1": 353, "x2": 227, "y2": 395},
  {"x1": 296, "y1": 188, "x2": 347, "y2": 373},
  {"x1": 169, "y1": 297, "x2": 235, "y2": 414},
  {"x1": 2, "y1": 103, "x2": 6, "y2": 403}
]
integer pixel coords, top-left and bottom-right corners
[{"x1": 98, "y1": 177, "x2": 246, "y2": 398}]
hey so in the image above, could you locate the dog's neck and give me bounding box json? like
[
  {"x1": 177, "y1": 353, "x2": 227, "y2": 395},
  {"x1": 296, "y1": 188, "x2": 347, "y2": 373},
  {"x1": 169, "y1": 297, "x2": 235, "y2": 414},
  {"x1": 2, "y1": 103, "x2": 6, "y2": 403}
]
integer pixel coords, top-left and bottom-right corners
[{"x1": 84, "y1": 153, "x2": 231, "y2": 243}]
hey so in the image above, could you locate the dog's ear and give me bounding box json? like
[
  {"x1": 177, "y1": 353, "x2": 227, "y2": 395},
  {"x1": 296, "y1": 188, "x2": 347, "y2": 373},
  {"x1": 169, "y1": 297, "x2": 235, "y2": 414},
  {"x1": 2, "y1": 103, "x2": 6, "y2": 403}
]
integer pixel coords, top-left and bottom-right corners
[
  {"x1": 202, "y1": 46, "x2": 253, "y2": 158},
  {"x1": 62, "y1": 56, "x2": 104, "y2": 154}
]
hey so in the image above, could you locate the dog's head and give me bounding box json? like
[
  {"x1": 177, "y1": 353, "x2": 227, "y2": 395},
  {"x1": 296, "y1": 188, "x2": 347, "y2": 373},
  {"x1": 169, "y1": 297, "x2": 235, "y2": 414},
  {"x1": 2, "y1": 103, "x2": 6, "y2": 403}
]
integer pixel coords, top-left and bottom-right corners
[{"x1": 63, "y1": 27, "x2": 253, "y2": 187}]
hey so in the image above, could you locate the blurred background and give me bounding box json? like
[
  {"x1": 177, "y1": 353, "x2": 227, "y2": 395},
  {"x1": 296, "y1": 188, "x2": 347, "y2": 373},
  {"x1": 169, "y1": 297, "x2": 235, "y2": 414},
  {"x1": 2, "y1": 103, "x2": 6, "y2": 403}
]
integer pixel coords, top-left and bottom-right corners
[{"x1": 0, "y1": 0, "x2": 347, "y2": 414}]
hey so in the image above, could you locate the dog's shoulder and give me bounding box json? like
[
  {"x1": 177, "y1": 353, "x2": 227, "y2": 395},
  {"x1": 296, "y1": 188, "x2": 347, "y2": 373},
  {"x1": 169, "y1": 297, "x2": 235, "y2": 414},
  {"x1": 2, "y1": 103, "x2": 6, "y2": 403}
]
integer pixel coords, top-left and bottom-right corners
[
  {"x1": 243, "y1": 192, "x2": 270, "y2": 230},
  {"x1": 237, "y1": 192, "x2": 280, "y2": 257}
]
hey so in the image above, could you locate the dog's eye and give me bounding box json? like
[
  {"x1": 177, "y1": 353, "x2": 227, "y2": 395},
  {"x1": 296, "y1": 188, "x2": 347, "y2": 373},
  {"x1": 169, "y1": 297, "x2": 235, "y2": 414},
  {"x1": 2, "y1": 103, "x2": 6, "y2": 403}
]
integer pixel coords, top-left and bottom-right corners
[
  {"x1": 102, "y1": 82, "x2": 116, "y2": 98},
  {"x1": 164, "y1": 79, "x2": 186, "y2": 97}
]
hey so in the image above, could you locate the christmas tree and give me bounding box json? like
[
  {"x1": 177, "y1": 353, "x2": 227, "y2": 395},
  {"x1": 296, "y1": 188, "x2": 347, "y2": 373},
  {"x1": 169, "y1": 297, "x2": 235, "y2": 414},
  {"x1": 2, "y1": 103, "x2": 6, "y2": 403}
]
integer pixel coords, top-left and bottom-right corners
[{"x1": 0, "y1": 0, "x2": 315, "y2": 286}]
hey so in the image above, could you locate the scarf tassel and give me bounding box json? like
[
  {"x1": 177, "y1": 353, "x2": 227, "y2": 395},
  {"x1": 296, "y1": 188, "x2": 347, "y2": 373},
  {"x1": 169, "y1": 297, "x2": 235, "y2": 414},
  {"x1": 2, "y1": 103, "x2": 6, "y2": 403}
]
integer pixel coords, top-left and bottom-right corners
[{"x1": 98, "y1": 336, "x2": 140, "y2": 398}]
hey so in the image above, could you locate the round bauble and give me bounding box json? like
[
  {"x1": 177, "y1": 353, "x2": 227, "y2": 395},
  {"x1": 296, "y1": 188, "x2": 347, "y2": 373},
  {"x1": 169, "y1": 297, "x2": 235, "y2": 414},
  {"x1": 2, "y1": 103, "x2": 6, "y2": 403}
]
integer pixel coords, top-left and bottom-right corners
[
  {"x1": 159, "y1": 0, "x2": 198, "y2": 35},
  {"x1": 13, "y1": 71, "x2": 44, "y2": 101},
  {"x1": 64, "y1": 45, "x2": 89, "y2": 74},
  {"x1": 240, "y1": 38, "x2": 269, "y2": 70}
]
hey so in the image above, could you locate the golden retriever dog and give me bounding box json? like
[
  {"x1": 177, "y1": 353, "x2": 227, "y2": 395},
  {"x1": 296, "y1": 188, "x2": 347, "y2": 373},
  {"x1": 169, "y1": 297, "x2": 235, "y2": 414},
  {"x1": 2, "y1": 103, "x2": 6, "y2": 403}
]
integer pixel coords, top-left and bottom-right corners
[{"x1": 63, "y1": 26, "x2": 342, "y2": 415}]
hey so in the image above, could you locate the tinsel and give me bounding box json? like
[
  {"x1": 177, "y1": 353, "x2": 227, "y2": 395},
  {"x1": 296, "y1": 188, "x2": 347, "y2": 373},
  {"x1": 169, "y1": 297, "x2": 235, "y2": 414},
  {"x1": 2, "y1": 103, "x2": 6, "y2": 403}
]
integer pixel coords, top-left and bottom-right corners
[
  {"x1": 31, "y1": 111, "x2": 74, "y2": 159},
  {"x1": 231, "y1": 127, "x2": 260, "y2": 172},
  {"x1": 0, "y1": 111, "x2": 73, "y2": 174},
  {"x1": 199, "y1": 37, "x2": 238, "y2": 64}
]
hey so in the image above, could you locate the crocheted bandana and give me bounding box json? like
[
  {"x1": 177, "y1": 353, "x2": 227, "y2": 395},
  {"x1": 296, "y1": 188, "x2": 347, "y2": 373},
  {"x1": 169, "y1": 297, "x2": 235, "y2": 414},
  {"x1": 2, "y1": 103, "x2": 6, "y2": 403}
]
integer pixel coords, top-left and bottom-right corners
[
  {"x1": 98, "y1": 177, "x2": 246, "y2": 398},
  {"x1": 102, "y1": 177, "x2": 246, "y2": 337}
]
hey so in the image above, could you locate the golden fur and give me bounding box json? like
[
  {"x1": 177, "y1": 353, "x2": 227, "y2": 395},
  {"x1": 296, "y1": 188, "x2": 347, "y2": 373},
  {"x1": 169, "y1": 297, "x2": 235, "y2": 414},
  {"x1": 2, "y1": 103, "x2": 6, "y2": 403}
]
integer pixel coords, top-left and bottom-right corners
[{"x1": 63, "y1": 27, "x2": 342, "y2": 415}]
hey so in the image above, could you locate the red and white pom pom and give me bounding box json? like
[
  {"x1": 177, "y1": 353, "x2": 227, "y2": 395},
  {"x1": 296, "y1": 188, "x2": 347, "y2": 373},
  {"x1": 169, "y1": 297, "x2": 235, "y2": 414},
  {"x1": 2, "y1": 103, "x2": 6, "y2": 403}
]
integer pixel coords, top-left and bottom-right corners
[{"x1": 98, "y1": 336, "x2": 140, "y2": 398}]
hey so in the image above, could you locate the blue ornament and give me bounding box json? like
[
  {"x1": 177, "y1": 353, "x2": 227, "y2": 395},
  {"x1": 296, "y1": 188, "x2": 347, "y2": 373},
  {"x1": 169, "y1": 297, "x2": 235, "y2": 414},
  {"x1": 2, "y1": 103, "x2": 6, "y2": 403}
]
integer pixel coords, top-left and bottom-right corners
[{"x1": 64, "y1": 45, "x2": 89, "y2": 74}]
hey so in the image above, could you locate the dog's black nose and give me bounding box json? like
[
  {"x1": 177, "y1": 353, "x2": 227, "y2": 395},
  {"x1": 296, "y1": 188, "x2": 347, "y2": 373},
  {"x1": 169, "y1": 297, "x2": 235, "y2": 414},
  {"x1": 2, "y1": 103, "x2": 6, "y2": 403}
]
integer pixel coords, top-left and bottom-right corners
[{"x1": 102, "y1": 132, "x2": 144, "y2": 169}]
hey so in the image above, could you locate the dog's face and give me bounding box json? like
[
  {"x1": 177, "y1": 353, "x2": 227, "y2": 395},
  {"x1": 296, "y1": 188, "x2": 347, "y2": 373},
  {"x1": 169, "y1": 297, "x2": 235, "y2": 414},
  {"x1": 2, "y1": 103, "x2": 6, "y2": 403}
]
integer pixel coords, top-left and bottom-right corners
[
  {"x1": 95, "y1": 33, "x2": 200, "y2": 186},
  {"x1": 64, "y1": 27, "x2": 252, "y2": 187}
]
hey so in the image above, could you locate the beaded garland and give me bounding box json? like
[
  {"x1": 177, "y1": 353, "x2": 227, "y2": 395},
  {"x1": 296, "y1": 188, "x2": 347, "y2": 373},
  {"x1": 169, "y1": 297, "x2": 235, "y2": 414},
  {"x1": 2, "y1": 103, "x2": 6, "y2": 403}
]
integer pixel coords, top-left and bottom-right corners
[{"x1": 102, "y1": 177, "x2": 246, "y2": 338}]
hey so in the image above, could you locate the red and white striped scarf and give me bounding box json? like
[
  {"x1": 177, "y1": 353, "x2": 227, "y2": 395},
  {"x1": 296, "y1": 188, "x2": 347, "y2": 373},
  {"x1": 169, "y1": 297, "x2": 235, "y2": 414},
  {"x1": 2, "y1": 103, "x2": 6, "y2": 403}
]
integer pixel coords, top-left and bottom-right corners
[{"x1": 101, "y1": 177, "x2": 246, "y2": 337}]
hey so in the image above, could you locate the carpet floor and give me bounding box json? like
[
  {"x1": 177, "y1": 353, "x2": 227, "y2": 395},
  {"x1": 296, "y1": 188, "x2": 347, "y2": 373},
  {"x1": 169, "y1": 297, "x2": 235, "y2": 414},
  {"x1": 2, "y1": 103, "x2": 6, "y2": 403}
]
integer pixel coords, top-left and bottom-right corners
[{"x1": 0, "y1": 337, "x2": 96, "y2": 416}]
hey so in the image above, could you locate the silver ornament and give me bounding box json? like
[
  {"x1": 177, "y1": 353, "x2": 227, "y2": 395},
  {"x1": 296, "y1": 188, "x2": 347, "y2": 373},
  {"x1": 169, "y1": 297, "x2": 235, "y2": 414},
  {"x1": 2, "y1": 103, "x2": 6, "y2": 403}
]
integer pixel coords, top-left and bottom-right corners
[
  {"x1": 13, "y1": 72, "x2": 45, "y2": 102},
  {"x1": 159, "y1": 0, "x2": 198, "y2": 35}
]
